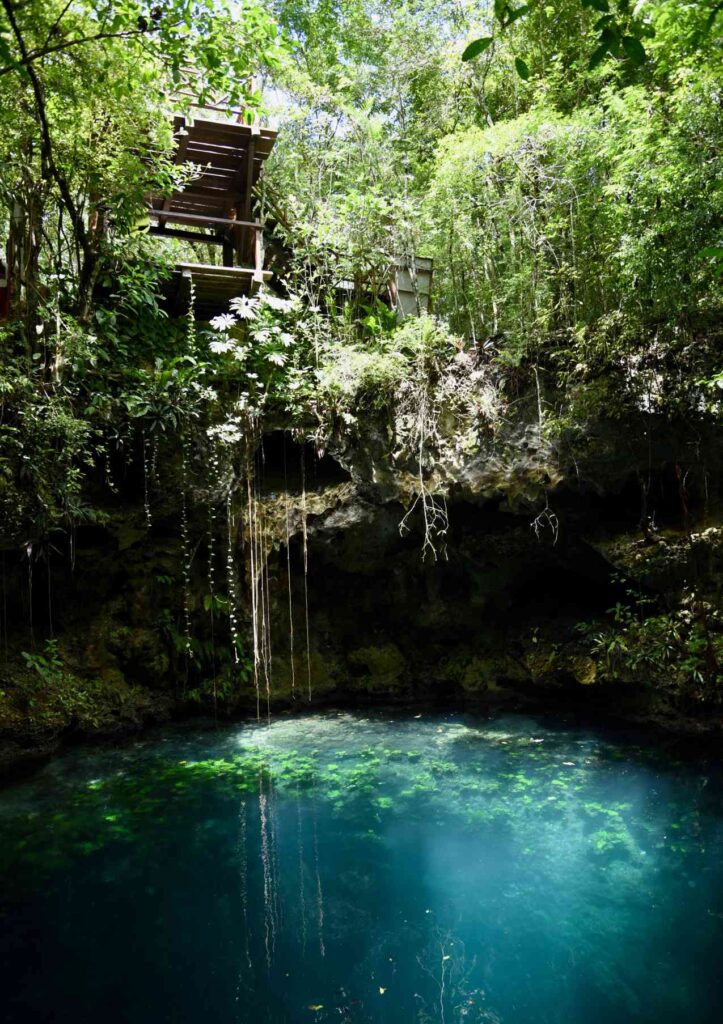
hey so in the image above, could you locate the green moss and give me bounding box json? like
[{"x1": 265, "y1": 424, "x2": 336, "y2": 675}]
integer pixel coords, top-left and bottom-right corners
[
  {"x1": 569, "y1": 655, "x2": 597, "y2": 686},
  {"x1": 0, "y1": 647, "x2": 158, "y2": 739},
  {"x1": 439, "y1": 649, "x2": 524, "y2": 693},
  {"x1": 348, "y1": 643, "x2": 407, "y2": 691}
]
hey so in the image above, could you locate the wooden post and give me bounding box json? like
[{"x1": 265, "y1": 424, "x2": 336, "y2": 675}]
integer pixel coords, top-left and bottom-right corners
[
  {"x1": 238, "y1": 127, "x2": 259, "y2": 267},
  {"x1": 253, "y1": 223, "x2": 264, "y2": 285}
]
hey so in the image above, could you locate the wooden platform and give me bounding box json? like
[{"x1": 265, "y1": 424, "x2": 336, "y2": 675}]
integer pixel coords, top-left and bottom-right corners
[{"x1": 165, "y1": 263, "x2": 273, "y2": 319}]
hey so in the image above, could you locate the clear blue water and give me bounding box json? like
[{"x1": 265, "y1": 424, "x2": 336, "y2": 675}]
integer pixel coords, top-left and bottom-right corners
[{"x1": 2, "y1": 711, "x2": 723, "y2": 1023}]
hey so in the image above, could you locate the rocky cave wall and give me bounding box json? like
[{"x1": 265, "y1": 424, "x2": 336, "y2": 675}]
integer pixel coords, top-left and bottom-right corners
[{"x1": 0, "y1": 412, "x2": 721, "y2": 767}]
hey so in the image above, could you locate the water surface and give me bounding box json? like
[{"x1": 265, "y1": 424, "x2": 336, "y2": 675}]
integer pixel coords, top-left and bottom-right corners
[{"x1": 2, "y1": 711, "x2": 723, "y2": 1023}]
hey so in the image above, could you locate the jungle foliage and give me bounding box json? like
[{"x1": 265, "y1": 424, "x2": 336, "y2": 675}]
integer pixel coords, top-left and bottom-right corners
[{"x1": 0, "y1": 0, "x2": 721, "y2": 705}]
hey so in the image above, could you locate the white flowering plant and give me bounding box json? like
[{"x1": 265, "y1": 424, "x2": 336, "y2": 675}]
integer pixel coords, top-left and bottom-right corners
[{"x1": 204, "y1": 288, "x2": 309, "y2": 419}]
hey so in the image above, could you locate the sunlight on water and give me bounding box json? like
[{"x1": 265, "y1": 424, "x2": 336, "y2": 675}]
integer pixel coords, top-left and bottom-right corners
[{"x1": 2, "y1": 711, "x2": 723, "y2": 1023}]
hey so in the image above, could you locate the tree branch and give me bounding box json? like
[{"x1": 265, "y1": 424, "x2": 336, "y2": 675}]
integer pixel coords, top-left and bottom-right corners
[
  {"x1": 0, "y1": 26, "x2": 150, "y2": 78},
  {"x1": 42, "y1": 0, "x2": 74, "y2": 49},
  {"x1": 1, "y1": 0, "x2": 94, "y2": 301}
]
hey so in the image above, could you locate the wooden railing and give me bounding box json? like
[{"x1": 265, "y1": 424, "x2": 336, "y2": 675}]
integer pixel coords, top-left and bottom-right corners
[{"x1": 148, "y1": 210, "x2": 264, "y2": 283}]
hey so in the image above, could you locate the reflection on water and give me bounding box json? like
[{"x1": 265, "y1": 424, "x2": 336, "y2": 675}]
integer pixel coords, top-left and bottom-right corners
[{"x1": 1, "y1": 711, "x2": 723, "y2": 1023}]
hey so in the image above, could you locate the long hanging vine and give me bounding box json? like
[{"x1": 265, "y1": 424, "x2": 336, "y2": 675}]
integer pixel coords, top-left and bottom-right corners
[
  {"x1": 245, "y1": 473, "x2": 262, "y2": 719},
  {"x1": 398, "y1": 350, "x2": 449, "y2": 562},
  {"x1": 282, "y1": 433, "x2": 296, "y2": 701},
  {"x1": 179, "y1": 276, "x2": 197, "y2": 671},
  {"x1": 142, "y1": 433, "x2": 152, "y2": 529},
  {"x1": 259, "y1": 478, "x2": 274, "y2": 718},
  {"x1": 296, "y1": 789, "x2": 307, "y2": 957},
  {"x1": 300, "y1": 447, "x2": 312, "y2": 702},
  {"x1": 236, "y1": 800, "x2": 253, "y2": 977},
  {"x1": 180, "y1": 436, "x2": 194, "y2": 666},
  {"x1": 207, "y1": 441, "x2": 221, "y2": 714},
  {"x1": 226, "y1": 492, "x2": 245, "y2": 683},
  {"x1": 243, "y1": 437, "x2": 277, "y2": 721}
]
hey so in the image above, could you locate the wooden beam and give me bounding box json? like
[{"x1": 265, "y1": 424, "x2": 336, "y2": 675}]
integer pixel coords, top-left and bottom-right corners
[{"x1": 150, "y1": 210, "x2": 261, "y2": 230}]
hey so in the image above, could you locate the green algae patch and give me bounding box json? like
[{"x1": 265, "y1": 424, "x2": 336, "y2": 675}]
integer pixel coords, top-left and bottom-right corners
[{"x1": 0, "y1": 713, "x2": 711, "y2": 897}]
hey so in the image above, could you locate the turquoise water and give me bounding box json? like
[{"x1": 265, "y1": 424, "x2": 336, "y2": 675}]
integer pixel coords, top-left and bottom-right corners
[{"x1": 2, "y1": 711, "x2": 723, "y2": 1023}]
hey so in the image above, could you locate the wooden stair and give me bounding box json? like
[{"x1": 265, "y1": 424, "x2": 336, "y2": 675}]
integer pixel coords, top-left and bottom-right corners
[{"x1": 149, "y1": 111, "x2": 277, "y2": 318}]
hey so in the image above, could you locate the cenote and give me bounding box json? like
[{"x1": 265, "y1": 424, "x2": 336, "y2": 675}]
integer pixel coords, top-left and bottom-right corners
[{"x1": 2, "y1": 711, "x2": 723, "y2": 1024}]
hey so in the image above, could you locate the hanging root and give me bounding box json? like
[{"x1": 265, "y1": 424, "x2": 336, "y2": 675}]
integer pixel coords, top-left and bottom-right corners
[
  {"x1": 179, "y1": 280, "x2": 197, "y2": 670},
  {"x1": 237, "y1": 801, "x2": 252, "y2": 972},
  {"x1": 258, "y1": 474, "x2": 273, "y2": 720},
  {"x1": 245, "y1": 450, "x2": 274, "y2": 721},
  {"x1": 244, "y1": 477, "x2": 261, "y2": 719},
  {"x1": 296, "y1": 791, "x2": 307, "y2": 957},
  {"x1": 399, "y1": 489, "x2": 449, "y2": 563},
  {"x1": 207, "y1": 443, "x2": 220, "y2": 715},
  {"x1": 180, "y1": 438, "x2": 194, "y2": 665},
  {"x1": 300, "y1": 448, "x2": 312, "y2": 701},
  {"x1": 226, "y1": 492, "x2": 246, "y2": 695},
  {"x1": 282, "y1": 433, "x2": 296, "y2": 701},
  {"x1": 530, "y1": 499, "x2": 559, "y2": 545},
  {"x1": 258, "y1": 778, "x2": 275, "y2": 968},
  {"x1": 311, "y1": 781, "x2": 325, "y2": 959},
  {"x1": 142, "y1": 433, "x2": 152, "y2": 529},
  {"x1": 398, "y1": 389, "x2": 449, "y2": 562}
]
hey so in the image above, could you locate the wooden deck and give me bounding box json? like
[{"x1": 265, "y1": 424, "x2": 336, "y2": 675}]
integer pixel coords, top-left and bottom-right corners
[
  {"x1": 170, "y1": 263, "x2": 272, "y2": 319},
  {"x1": 149, "y1": 113, "x2": 277, "y2": 318}
]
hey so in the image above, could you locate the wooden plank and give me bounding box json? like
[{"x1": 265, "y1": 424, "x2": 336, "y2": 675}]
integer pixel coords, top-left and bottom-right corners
[
  {"x1": 185, "y1": 141, "x2": 250, "y2": 158},
  {"x1": 176, "y1": 262, "x2": 258, "y2": 275},
  {"x1": 183, "y1": 164, "x2": 239, "y2": 180},
  {"x1": 151, "y1": 210, "x2": 261, "y2": 230},
  {"x1": 152, "y1": 192, "x2": 235, "y2": 212},
  {"x1": 174, "y1": 117, "x2": 275, "y2": 145},
  {"x1": 182, "y1": 159, "x2": 270, "y2": 183},
  {"x1": 158, "y1": 194, "x2": 233, "y2": 208},
  {"x1": 189, "y1": 127, "x2": 253, "y2": 147},
  {"x1": 189, "y1": 118, "x2": 275, "y2": 145},
  {"x1": 149, "y1": 226, "x2": 225, "y2": 244},
  {"x1": 183, "y1": 150, "x2": 248, "y2": 170}
]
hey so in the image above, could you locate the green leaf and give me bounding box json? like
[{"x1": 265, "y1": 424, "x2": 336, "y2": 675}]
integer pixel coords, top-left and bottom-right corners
[
  {"x1": 584, "y1": 0, "x2": 610, "y2": 11},
  {"x1": 588, "y1": 43, "x2": 609, "y2": 69},
  {"x1": 506, "y1": 5, "x2": 531, "y2": 25},
  {"x1": 493, "y1": 0, "x2": 509, "y2": 21},
  {"x1": 600, "y1": 26, "x2": 620, "y2": 45},
  {"x1": 599, "y1": 25, "x2": 623, "y2": 56},
  {"x1": 515, "y1": 57, "x2": 530, "y2": 80},
  {"x1": 622, "y1": 35, "x2": 646, "y2": 64},
  {"x1": 462, "y1": 37, "x2": 494, "y2": 61}
]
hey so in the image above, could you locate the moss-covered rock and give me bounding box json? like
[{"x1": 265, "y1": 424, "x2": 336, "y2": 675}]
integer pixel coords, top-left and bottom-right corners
[
  {"x1": 348, "y1": 643, "x2": 407, "y2": 691},
  {"x1": 569, "y1": 655, "x2": 598, "y2": 686}
]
